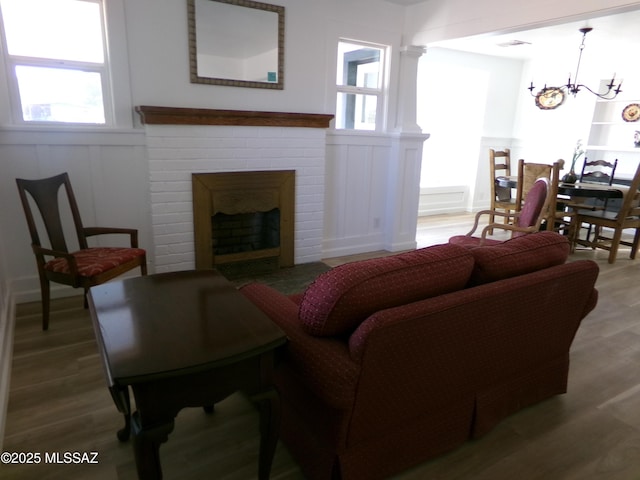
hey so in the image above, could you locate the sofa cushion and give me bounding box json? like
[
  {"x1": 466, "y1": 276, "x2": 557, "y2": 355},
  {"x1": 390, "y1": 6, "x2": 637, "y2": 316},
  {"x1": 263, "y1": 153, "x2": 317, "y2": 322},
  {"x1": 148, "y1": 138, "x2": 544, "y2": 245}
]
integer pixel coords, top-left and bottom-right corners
[
  {"x1": 299, "y1": 243, "x2": 474, "y2": 337},
  {"x1": 469, "y1": 231, "x2": 569, "y2": 285}
]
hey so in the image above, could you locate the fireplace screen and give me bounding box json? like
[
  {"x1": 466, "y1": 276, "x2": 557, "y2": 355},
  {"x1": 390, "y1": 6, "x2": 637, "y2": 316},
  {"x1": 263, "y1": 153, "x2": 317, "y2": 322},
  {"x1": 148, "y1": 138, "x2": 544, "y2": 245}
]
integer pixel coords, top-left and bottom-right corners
[{"x1": 192, "y1": 170, "x2": 294, "y2": 270}]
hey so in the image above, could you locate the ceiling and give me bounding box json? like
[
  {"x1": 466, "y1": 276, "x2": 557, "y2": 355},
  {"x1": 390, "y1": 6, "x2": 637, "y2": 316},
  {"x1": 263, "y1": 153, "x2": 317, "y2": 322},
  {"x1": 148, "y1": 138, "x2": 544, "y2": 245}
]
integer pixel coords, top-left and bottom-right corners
[
  {"x1": 378, "y1": 2, "x2": 640, "y2": 69},
  {"x1": 430, "y1": 9, "x2": 640, "y2": 61}
]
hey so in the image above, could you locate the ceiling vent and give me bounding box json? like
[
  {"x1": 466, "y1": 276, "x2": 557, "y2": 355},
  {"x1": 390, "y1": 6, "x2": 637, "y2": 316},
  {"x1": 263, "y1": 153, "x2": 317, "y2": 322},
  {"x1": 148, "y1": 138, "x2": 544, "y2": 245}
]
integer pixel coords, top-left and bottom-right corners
[{"x1": 497, "y1": 40, "x2": 532, "y2": 48}]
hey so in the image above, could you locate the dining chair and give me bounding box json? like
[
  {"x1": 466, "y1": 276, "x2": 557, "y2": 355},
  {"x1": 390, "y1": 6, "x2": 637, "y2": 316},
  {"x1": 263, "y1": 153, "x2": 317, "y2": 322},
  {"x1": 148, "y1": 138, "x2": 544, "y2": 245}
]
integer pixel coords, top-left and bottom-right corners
[
  {"x1": 488, "y1": 148, "x2": 517, "y2": 232},
  {"x1": 515, "y1": 159, "x2": 554, "y2": 209},
  {"x1": 512, "y1": 160, "x2": 572, "y2": 237},
  {"x1": 579, "y1": 158, "x2": 618, "y2": 185},
  {"x1": 449, "y1": 177, "x2": 551, "y2": 247},
  {"x1": 16, "y1": 172, "x2": 147, "y2": 330},
  {"x1": 568, "y1": 158, "x2": 619, "y2": 241},
  {"x1": 573, "y1": 162, "x2": 640, "y2": 263},
  {"x1": 545, "y1": 161, "x2": 578, "y2": 243}
]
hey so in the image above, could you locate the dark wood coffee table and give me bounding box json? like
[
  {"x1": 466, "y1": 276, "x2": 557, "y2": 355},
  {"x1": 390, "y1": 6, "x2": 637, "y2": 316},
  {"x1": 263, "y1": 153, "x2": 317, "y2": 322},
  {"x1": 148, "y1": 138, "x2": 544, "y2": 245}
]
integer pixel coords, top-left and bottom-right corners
[{"x1": 88, "y1": 269, "x2": 286, "y2": 479}]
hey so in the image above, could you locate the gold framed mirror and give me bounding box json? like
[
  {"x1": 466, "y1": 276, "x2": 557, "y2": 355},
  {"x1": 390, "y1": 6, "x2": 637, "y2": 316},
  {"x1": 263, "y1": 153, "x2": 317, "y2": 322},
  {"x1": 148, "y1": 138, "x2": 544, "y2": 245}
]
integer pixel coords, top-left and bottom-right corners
[{"x1": 187, "y1": 0, "x2": 284, "y2": 89}]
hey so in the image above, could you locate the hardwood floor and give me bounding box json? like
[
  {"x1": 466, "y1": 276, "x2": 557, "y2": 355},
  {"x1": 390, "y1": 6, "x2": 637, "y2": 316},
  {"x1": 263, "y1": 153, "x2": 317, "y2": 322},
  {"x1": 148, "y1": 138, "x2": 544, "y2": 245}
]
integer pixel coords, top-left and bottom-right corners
[{"x1": 3, "y1": 214, "x2": 640, "y2": 480}]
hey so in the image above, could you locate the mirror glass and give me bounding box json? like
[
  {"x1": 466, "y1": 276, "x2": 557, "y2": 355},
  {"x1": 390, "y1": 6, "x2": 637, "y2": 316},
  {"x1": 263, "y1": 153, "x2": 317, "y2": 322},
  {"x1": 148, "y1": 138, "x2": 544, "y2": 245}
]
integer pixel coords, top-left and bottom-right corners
[{"x1": 188, "y1": 0, "x2": 284, "y2": 89}]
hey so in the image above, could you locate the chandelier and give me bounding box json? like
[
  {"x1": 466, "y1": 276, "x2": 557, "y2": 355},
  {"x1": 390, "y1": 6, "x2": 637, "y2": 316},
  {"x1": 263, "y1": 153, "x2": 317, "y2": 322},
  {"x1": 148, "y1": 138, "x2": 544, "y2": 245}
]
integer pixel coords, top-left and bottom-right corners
[{"x1": 528, "y1": 27, "x2": 622, "y2": 108}]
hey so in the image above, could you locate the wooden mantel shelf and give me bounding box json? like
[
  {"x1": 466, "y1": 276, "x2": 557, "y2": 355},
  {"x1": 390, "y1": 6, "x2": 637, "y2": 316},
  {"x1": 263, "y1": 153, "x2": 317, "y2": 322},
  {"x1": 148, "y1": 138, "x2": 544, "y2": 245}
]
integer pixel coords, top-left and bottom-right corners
[{"x1": 135, "y1": 106, "x2": 334, "y2": 128}]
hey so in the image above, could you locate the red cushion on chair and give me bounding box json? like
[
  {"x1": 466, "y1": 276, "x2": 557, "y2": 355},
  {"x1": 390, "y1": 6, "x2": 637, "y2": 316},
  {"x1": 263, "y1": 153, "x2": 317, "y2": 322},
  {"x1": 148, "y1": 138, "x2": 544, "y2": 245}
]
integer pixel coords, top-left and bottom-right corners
[
  {"x1": 516, "y1": 178, "x2": 548, "y2": 234},
  {"x1": 44, "y1": 247, "x2": 146, "y2": 277},
  {"x1": 298, "y1": 244, "x2": 474, "y2": 337}
]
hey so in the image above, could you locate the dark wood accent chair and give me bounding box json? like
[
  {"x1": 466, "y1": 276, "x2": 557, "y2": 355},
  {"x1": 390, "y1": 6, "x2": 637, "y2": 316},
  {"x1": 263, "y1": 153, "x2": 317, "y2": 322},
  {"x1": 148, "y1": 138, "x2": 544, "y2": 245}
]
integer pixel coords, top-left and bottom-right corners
[
  {"x1": 568, "y1": 158, "x2": 619, "y2": 212},
  {"x1": 579, "y1": 158, "x2": 618, "y2": 185},
  {"x1": 568, "y1": 158, "x2": 619, "y2": 241},
  {"x1": 573, "y1": 162, "x2": 640, "y2": 263},
  {"x1": 16, "y1": 172, "x2": 147, "y2": 330}
]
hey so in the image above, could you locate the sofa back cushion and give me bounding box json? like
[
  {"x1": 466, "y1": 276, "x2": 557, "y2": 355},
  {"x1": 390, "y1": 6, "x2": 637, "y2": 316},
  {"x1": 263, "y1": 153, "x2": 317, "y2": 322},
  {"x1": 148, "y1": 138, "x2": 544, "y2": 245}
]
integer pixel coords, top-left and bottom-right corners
[
  {"x1": 469, "y1": 231, "x2": 569, "y2": 285},
  {"x1": 299, "y1": 243, "x2": 474, "y2": 337}
]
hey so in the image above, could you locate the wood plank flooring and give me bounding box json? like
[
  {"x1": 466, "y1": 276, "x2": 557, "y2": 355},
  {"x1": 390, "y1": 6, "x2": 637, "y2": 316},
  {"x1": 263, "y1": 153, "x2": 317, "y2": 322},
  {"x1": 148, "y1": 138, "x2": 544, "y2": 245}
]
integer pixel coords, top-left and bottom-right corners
[{"x1": 3, "y1": 214, "x2": 640, "y2": 480}]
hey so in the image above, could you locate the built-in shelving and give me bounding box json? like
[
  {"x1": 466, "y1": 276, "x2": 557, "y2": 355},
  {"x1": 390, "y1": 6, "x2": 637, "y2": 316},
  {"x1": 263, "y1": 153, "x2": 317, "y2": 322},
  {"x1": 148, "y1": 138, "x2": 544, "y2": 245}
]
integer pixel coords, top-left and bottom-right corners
[{"x1": 586, "y1": 97, "x2": 640, "y2": 179}]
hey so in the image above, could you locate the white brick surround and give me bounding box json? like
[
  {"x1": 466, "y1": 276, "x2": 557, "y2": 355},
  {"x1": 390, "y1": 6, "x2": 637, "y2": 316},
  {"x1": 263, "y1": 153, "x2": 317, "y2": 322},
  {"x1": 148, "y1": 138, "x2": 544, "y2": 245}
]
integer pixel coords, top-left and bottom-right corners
[{"x1": 144, "y1": 124, "x2": 328, "y2": 273}]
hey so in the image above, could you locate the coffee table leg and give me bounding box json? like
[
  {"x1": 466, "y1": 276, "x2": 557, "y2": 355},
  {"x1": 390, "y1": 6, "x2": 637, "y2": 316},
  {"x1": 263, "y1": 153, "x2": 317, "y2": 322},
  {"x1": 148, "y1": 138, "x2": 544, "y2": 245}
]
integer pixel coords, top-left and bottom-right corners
[
  {"x1": 253, "y1": 387, "x2": 281, "y2": 480},
  {"x1": 131, "y1": 412, "x2": 175, "y2": 480},
  {"x1": 108, "y1": 385, "x2": 132, "y2": 441},
  {"x1": 118, "y1": 387, "x2": 132, "y2": 441}
]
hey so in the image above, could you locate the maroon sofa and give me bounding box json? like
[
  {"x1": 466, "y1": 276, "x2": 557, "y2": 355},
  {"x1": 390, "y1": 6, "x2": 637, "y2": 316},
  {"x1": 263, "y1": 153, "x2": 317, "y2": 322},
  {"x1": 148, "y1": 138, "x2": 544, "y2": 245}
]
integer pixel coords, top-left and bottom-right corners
[{"x1": 240, "y1": 231, "x2": 599, "y2": 479}]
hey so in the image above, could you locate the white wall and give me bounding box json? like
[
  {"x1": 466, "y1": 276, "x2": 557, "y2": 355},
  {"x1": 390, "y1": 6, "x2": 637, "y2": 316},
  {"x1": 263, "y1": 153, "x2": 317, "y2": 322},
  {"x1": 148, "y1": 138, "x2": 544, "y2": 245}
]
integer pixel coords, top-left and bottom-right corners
[
  {"x1": 417, "y1": 47, "x2": 525, "y2": 214},
  {"x1": 123, "y1": 0, "x2": 404, "y2": 114},
  {"x1": 0, "y1": 0, "x2": 408, "y2": 304}
]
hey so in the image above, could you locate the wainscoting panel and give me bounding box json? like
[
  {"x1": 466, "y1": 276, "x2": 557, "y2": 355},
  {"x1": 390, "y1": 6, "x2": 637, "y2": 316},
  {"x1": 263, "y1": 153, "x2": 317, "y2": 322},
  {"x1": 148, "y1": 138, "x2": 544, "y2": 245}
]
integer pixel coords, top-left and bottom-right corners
[
  {"x1": 418, "y1": 185, "x2": 469, "y2": 216},
  {"x1": 324, "y1": 131, "x2": 428, "y2": 257}
]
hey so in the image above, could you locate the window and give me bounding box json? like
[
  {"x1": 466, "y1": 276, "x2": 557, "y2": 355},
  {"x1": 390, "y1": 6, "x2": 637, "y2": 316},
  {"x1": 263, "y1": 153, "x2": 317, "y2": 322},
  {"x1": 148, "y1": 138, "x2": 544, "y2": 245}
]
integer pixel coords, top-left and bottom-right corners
[
  {"x1": 335, "y1": 40, "x2": 386, "y2": 131},
  {"x1": 0, "y1": 0, "x2": 111, "y2": 125}
]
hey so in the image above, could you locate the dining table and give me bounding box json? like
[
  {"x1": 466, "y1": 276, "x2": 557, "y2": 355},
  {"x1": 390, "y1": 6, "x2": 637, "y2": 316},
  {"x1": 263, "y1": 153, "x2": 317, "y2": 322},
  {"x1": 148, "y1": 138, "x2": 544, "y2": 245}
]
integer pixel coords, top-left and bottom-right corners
[
  {"x1": 495, "y1": 176, "x2": 627, "y2": 200},
  {"x1": 495, "y1": 175, "x2": 628, "y2": 238}
]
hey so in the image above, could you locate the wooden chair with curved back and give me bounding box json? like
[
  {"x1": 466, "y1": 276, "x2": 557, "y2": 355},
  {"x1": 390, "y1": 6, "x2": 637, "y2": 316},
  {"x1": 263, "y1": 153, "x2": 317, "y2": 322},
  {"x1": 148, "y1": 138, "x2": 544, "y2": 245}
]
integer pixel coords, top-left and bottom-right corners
[
  {"x1": 580, "y1": 158, "x2": 618, "y2": 185},
  {"x1": 573, "y1": 162, "x2": 640, "y2": 263},
  {"x1": 16, "y1": 172, "x2": 147, "y2": 330},
  {"x1": 449, "y1": 177, "x2": 551, "y2": 247},
  {"x1": 566, "y1": 158, "x2": 619, "y2": 241},
  {"x1": 489, "y1": 148, "x2": 517, "y2": 232},
  {"x1": 512, "y1": 159, "x2": 575, "y2": 239},
  {"x1": 515, "y1": 159, "x2": 555, "y2": 209}
]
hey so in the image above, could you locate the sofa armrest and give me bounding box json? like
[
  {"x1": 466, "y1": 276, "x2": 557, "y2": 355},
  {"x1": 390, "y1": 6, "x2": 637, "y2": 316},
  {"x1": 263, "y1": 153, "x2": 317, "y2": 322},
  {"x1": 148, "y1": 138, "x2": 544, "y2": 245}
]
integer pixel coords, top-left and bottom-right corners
[
  {"x1": 240, "y1": 283, "x2": 359, "y2": 409},
  {"x1": 582, "y1": 288, "x2": 598, "y2": 320}
]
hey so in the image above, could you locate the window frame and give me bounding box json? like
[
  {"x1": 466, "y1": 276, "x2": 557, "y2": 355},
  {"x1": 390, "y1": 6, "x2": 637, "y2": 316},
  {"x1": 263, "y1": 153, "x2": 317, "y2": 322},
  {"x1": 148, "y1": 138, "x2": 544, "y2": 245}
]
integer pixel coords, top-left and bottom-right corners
[
  {"x1": 335, "y1": 39, "x2": 389, "y2": 132},
  {"x1": 0, "y1": 0, "x2": 119, "y2": 127}
]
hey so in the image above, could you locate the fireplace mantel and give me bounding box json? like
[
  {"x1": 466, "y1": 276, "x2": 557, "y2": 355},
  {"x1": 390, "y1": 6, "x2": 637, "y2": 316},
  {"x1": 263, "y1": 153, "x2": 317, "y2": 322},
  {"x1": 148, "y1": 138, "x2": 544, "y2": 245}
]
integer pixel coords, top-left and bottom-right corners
[{"x1": 135, "y1": 106, "x2": 334, "y2": 128}]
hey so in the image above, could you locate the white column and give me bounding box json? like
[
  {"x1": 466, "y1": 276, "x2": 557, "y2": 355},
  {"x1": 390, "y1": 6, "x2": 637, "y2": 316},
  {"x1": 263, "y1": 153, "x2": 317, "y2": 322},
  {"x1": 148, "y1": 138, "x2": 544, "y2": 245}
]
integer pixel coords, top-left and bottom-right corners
[
  {"x1": 394, "y1": 45, "x2": 427, "y2": 133},
  {"x1": 384, "y1": 45, "x2": 430, "y2": 251}
]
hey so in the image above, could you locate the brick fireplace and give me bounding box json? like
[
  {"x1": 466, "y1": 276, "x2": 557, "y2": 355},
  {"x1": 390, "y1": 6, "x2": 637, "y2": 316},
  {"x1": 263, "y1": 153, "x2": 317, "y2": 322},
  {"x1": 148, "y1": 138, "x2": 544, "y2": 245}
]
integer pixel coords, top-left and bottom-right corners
[
  {"x1": 192, "y1": 170, "x2": 295, "y2": 270},
  {"x1": 136, "y1": 106, "x2": 333, "y2": 273}
]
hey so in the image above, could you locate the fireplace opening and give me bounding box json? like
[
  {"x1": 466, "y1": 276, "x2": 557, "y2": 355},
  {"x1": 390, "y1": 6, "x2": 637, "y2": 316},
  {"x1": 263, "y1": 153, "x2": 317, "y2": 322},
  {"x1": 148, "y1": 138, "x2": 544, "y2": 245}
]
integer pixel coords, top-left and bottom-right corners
[
  {"x1": 212, "y1": 208, "x2": 280, "y2": 255},
  {"x1": 193, "y1": 170, "x2": 295, "y2": 274}
]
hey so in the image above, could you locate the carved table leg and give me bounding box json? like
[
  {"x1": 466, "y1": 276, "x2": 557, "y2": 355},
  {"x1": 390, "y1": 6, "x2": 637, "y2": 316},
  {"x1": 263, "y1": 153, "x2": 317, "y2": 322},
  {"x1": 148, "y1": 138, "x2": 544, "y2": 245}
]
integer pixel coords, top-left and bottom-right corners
[
  {"x1": 109, "y1": 385, "x2": 132, "y2": 441},
  {"x1": 252, "y1": 387, "x2": 281, "y2": 480},
  {"x1": 131, "y1": 412, "x2": 175, "y2": 480}
]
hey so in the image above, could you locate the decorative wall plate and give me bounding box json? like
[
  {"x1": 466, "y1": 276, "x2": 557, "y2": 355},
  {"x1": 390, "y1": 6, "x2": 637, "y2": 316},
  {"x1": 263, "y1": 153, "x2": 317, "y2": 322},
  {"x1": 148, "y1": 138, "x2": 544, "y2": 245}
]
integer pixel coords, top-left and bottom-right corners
[
  {"x1": 622, "y1": 103, "x2": 640, "y2": 122},
  {"x1": 535, "y1": 87, "x2": 565, "y2": 110}
]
